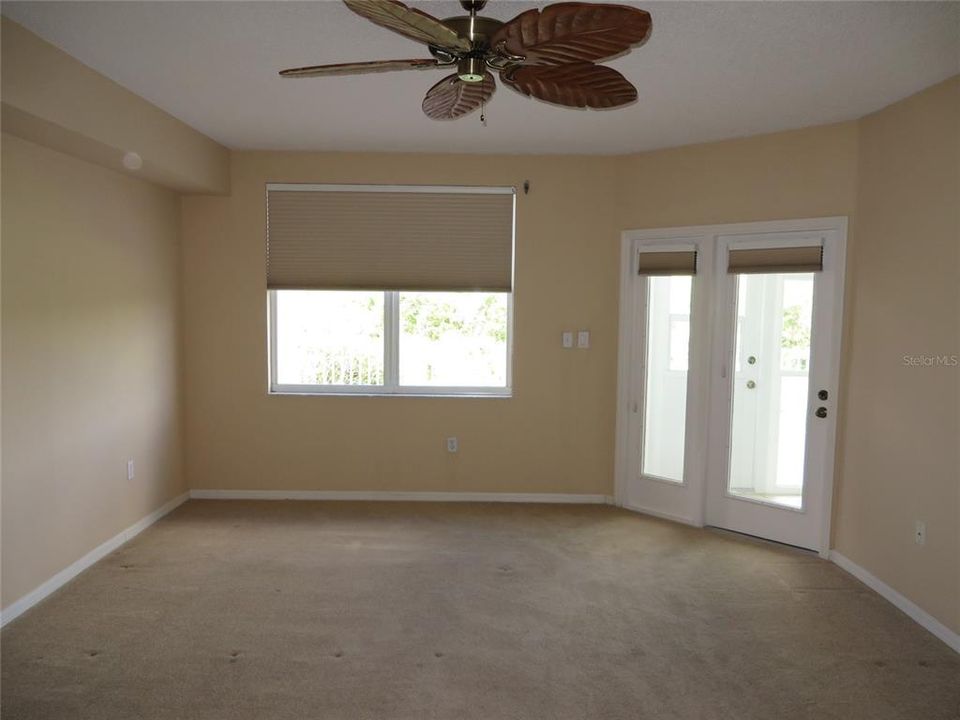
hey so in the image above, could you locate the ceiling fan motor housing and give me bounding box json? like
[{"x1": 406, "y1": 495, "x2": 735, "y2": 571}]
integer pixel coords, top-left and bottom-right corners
[
  {"x1": 429, "y1": 15, "x2": 505, "y2": 81},
  {"x1": 457, "y1": 57, "x2": 485, "y2": 83}
]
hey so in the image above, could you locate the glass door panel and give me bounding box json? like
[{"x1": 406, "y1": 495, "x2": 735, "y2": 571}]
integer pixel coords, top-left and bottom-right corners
[
  {"x1": 642, "y1": 275, "x2": 692, "y2": 482},
  {"x1": 727, "y1": 273, "x2": 814, "y2": 509}
]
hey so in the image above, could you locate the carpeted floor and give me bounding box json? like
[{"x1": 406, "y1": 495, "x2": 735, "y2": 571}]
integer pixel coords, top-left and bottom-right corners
[{"x1": 2, "y1": 500, "x2": 958, "y2": 720}]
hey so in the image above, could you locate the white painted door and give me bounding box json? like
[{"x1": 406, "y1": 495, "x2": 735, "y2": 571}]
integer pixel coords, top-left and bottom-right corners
[
  {"x1": 617, "y1": 237, "x2": 713, "y2": 526},
  {"x1": 704, "y1": 230, "x2": 846, "y2": 551}
]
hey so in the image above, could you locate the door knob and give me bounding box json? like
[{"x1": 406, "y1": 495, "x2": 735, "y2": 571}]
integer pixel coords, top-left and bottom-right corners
[
  {"x1": 815, "y1": 407, "x2": 828, "y2": 418},
  {"x1": 747, "y1": 355, "x2": 757, "y2": 365},
  {"x1": 818, "y1": 389, "x2": 829, "y2": 401},
  {"x1": 746, "y1": 380, "x2": 756, "y2": 389}
]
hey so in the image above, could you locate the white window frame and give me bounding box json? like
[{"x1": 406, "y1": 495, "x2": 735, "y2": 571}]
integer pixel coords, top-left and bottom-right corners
[{"x1": 268, "y1": 289, "x2": 513, "y2": 398}]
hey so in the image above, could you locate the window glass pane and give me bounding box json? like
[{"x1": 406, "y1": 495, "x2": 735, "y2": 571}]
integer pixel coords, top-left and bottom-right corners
[
  {"x1": 727, "y1": 273, "x2": 813, "y2": 509},
  {"x1": 399, "y1": 292, "x2": 508, "y2": 387},
  {"x1": 642, "y1": 276, "x2": 691, "y2": 482},
  {"x1": 668, "y1": 318, "x2": 690, "y2": 371},
  {"x1": 275, "y1": 290, "x2": 384, "y2": 386},
  {"x1": 779, "y1": 277, "x2": 814, "y2": 372}
]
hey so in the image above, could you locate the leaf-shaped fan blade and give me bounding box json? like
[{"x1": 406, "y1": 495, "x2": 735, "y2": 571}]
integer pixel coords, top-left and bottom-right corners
[
  {"x1": 280, "y1": 58, "x2": 440, "y2": 78},
  {"x1": 501, "y1": 63, "x2": 637, "y2": 109},
  {"x1": 491, "y1": 2, "x2": 651, "y2": 65},
  {"x1": 422, "y1": 72, "x2": 496, "y2": 120},
  {"x1": 344, "y1": 0, "x2": 471, "y2": 53}
]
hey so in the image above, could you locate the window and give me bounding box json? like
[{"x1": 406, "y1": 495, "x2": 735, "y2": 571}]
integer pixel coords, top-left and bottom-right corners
[
  {"x1": 398, "y1": 291, "x2": 509, "y2": 387},
  {"x1": 634, "y1": 247, "x2": 696, "y2": 484},
  {"x1": 270, "y1": 289, "x2": 510, "y2": 394},
  {"x1": 641, "y1": 275, "x2": 692, "y2": 482},
  {"x1": 266, "y1": 184, "x2": 514, "y2": 396},
  {"x1": 274, "y1": 290, "x2": 385, "y2": 387}
]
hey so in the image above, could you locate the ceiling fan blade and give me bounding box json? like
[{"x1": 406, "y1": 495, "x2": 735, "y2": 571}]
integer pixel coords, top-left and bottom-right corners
[
  {"x1": 422, "y1": 72, "x2": 496, "y2": 120},
  {"x1": 344, "y1": 0, "x2": 471, "y2": 53},
  {"x1": 491, "y1": 3, "x2": 651, "y2": 66},
  {"x1": 280, "y1": 58, "x2": 440, "y2": 78},
  {"x1": 501, "y1": 63, "x2": 637, "y2": 109}
]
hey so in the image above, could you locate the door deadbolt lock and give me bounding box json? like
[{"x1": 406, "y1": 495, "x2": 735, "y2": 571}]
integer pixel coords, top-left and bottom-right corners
[
  {"x1": 818, "y1": 389, "x2": 828, "y2": 401},
  {"x1": 815, "y1": 407, "x2": 828, "y2": 418},
  {"x1": 746, "y1": 380, "x2": 756, "y2": 389},
  {"x1": 747, "y1": 355, "x2": 757, "y2": 365}
]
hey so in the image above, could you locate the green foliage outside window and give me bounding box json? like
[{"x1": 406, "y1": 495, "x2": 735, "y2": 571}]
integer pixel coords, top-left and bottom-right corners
[
  {"x1": 781, "y1": 305, "x2": 810, "y2": 349},
  {"x1": 402, "y1": 294, "x2": 507, "y2": 343}
]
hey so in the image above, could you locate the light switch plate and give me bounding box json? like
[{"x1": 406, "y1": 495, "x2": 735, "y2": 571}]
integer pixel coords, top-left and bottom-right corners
[
  {"x1": 577, "y1": 330, "x2": 590, "y2": 349},
  {"x1": 562, "y1": 331, "x2": 573, "y2": 348}
]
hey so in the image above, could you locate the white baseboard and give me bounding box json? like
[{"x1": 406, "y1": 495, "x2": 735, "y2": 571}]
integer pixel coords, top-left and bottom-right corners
[
  {"x1": 830, "y1": 550, "x2": 959, "y2": 654},
  {"x1": 190, "y1": 489, "x2": 613, "y2": 504},
  {"x1": 0, "y1": 491, "x2": 190, "y2": 628}
]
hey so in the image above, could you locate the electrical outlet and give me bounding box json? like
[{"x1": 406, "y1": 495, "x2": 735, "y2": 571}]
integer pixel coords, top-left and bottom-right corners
[
  {"x1": 915, "y1": 520, "x2": 926, "y2": 546},
  {"x1": 127, "y1": 460, "x2": 135, "y2": 481},
  {"x1": 577, "y1": 330, "x2": 590, "y2": 349},
  {"x1": 446, "y1": 437, "x2": 458, "y2": 453}
]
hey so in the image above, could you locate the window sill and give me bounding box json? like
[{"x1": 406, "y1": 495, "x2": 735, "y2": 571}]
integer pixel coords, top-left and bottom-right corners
[{"x1": 269, "y1": 388, "x2": 512, "y2": 399}]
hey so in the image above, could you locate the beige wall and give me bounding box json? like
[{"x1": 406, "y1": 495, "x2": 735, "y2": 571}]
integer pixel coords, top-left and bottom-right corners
[
  {"x1": 1, "y1": 18, "x2": 230, "y2": 195},
  {"x1": 180, "y1": 123, "x2": 860, "y2": 499},
  {"x1": 181, "y1": 152, "x2": 621, "y2": 496},
  {"x1": 616, "y1": 121, "x2": 860, "y2": 229},
  {"x1": 1, "y1": 134, "x2": 186, "y2": 608},
  {"x1": 834, "y1": 77, "x2": 960, "y2": 633}
]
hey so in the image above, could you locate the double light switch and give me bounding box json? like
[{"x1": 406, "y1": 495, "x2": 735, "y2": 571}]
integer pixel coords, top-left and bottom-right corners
[{"x1": 562, "y1": 330, "x2": 590, "y2": 349}]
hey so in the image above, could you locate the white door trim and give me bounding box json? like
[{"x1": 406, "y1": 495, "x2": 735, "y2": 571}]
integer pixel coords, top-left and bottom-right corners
[{"x1": 615, "y1": 217, "x2": 847, "y2": 556}]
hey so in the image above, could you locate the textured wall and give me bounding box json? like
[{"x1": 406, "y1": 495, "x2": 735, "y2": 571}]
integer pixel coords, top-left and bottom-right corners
[
  {"x1": 835, "y1": 77, "x2": 960, "y2": 633},
  {"x1": 181, "y1": 152, "x2": 621, "y2": 496},
  {"x1": 1, "y1": 134, "x2": 186, "y2": 608},
  {"x1": 1, "y1": 18, "x2": 229, "y2": 194}
]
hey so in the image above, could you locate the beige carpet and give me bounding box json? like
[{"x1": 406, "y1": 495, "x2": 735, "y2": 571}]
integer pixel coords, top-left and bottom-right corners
[{"x1": 2, "y1": 500, "x2": 958, "y2": 719}]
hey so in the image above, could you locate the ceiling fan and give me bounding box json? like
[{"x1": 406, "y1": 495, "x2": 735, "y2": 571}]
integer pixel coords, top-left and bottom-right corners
[{"x1": 279, "y1": 0, "x2": 652, "y2": 120}]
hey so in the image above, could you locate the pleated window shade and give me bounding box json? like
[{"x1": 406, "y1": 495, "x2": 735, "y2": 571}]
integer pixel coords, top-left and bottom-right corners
[
  {"x1": 266, "y1": 186, "x2": 515, "y2": 291},
  {"x1": 728, "y1": 246, "x2": 823, "y2": 274},
  {"x1": 637, "y1": 250, "x2": 697, "y2": 276}
]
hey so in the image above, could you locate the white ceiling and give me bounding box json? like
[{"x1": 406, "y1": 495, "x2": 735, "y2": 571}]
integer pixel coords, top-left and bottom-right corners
[{"x1": 3, "y1": 1, "x2": 958, "y2": 155}]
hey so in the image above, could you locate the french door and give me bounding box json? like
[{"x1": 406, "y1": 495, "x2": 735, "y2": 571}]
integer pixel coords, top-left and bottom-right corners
[{"x1": 616, "y1": 219, "x2": 847, "y2": 554}]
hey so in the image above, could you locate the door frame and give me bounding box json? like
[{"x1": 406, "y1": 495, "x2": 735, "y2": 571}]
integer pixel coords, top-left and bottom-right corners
[{"x1": 615, "y1": 217, "x2": 847, "y2": 557}]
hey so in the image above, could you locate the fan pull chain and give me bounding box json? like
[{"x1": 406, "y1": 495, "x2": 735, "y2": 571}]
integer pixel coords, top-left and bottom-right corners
[{"x1": 480, "y1": 76, "x2": 488, "y2": 127}]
